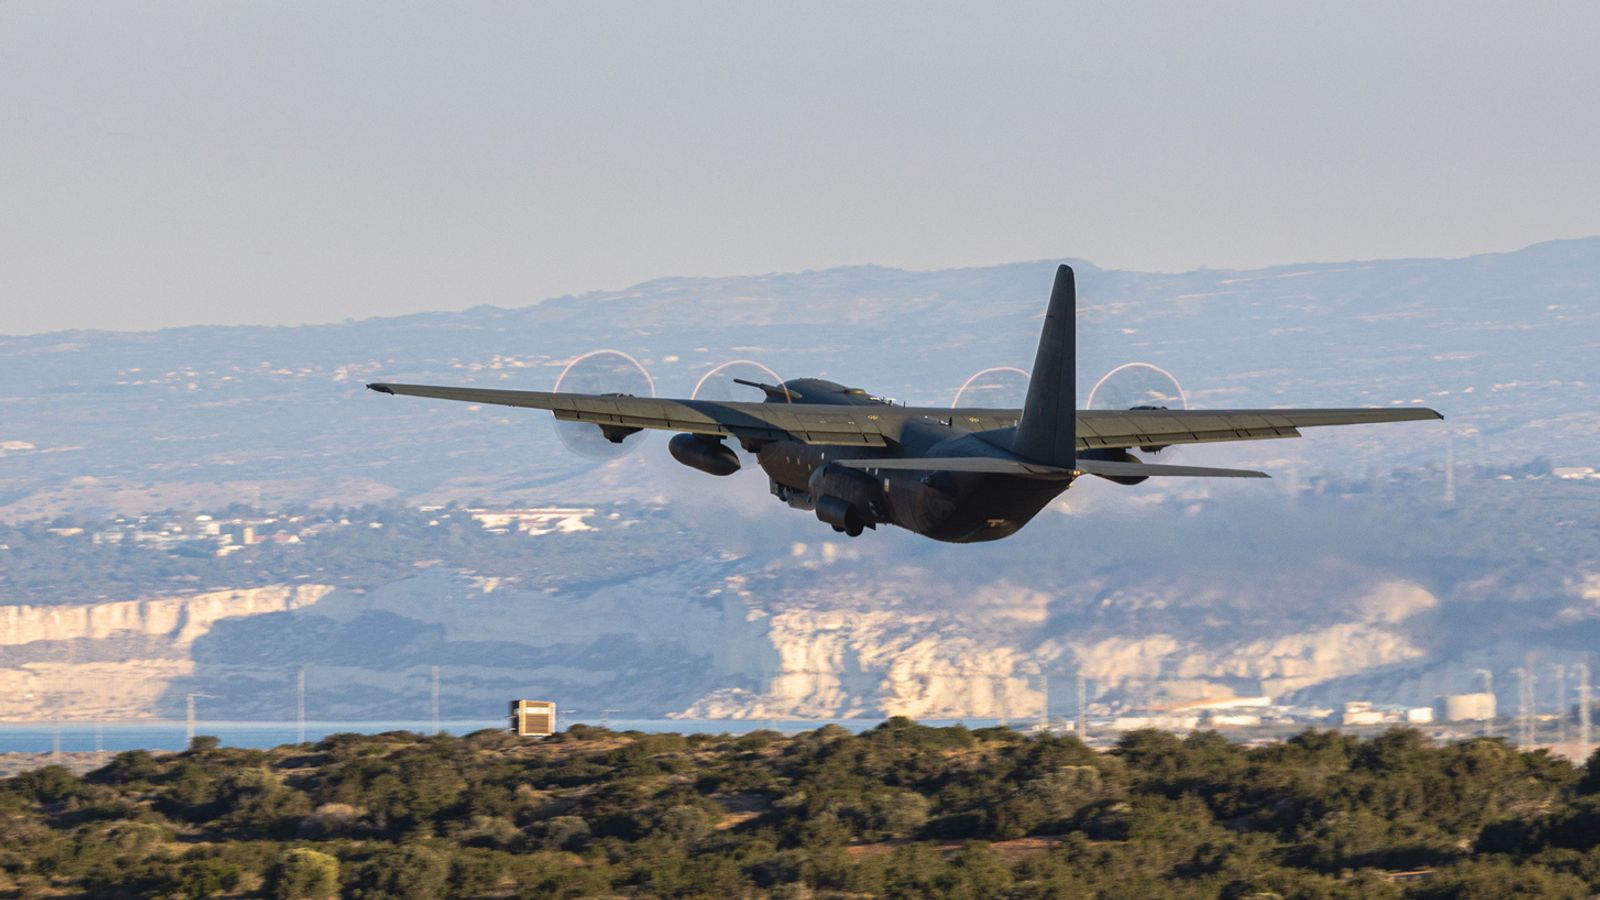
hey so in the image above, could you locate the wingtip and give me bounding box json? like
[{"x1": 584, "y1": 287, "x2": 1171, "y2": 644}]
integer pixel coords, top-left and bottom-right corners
[{"x1": 367, "y1": 383, "x2": 394, "y2": 395}]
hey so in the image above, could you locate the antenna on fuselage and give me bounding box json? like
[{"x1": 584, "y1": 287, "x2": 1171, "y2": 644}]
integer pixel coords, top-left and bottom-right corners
[
  {"x1": 1011, "y1": 265, "x2": 1077, "y2": 467},
  {"x1": 732, "y1": 378, "x2": 801, "y2": 401}
]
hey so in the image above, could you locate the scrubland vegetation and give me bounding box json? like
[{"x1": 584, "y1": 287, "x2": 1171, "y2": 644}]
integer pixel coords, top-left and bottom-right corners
[{"x1": 2, "y1": 720, "x2": 1599, "y2": 898}]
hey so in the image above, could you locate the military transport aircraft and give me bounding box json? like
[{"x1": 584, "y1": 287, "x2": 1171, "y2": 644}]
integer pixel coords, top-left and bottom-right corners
[{"x1": 368, "y1": 266, "x2": 1441, "y2": 543}]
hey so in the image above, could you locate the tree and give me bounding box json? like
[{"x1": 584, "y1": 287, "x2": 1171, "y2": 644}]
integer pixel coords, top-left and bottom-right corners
[
  {"x1": 1578, "y1": 748, "x2": 1600, "y2": 795},
  {"x1": 348, "y1": 844, "x2": 450, "y2": 900},
  {"x1": 90, "y1": 749, "x2": 161, "y2": 785},
  {"x1": 268, "y1": 848, "x2": 339, "y2": 900},
  {"x1": 655, "y1": 804, "x2": 713, "y2": 846},
  {"x1": 945, "y1": 842, "x2": 1013, "y2": 897},
  {"x1": 172, "y1": 857, "x2": 242, "y2": 898},
  {"x1": 534, "y1": 815, "x2": 591, "y2": 852},
  {"x1": 4, "y1": 765, "x2": 84, "y2": 804},
  {"x1": 1413, "y1": 858, "x2": 1591, "y2": 899}
]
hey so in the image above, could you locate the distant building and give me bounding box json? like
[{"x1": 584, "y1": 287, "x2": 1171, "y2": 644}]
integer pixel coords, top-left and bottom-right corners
[
  {"x1": 510, "y1": 700, "x2": 557, "y2": 737},
  {"x1": 1339, "y1": 701, "x2": 1386, "y2": 726},
  {"x1": 1553, "y1": 466, "x2": 1597, "y2": 479},
  {"x1": 1208, "y1": 713, "x2": 1263, "y2": 728},
  {"x1": 1405, "y1": 707, "x2": 1435, "y2": 724},
  {"x1": 1441, "y1": 692, "x2": 1496, "y2": 722},
  {"x1": 1110, "y1": 714, "x2": 1199, "y2": 732},
  {"x1": 470, "y1": 508, "x2": 596, "y2": 536}
]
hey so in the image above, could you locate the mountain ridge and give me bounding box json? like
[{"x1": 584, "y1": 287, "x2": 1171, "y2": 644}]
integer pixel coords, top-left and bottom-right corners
[{"x1": 0, "y1": 238, "x2": 1595, "y2": 722}]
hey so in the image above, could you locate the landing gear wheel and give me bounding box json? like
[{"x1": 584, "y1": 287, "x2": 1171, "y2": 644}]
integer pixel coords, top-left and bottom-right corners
[
  {"x1": 832, "y1": 525, "x2": 845, "y2": 533},
  {"x1": 845, "y1": 521, "x2": 864, "y2": 538}
]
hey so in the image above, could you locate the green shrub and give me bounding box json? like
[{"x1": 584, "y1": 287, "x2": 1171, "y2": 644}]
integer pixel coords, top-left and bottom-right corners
[
  {"x1": 346, "y1": 843, "x2": 450, "y2": 900},
  {"x1": 267, "y1": 847, "x2": 339, "y2": 900}
]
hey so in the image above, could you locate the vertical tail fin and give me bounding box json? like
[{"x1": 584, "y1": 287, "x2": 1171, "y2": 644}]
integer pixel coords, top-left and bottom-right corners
[{"x1": 1012, "y1": 265, "x2": 1076, "y2": 466}]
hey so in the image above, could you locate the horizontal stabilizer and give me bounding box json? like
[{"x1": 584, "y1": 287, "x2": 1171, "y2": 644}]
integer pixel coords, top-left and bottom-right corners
[
  {"x1": 835, "y1": 456, "x2": 1268, "y2": 479},
  {"x1": 1074, "y1": 458, "x2": 1269, "y2": 479},
  {"x1": 835, "y1": 457, "x2": 1075, "y2": 478}
]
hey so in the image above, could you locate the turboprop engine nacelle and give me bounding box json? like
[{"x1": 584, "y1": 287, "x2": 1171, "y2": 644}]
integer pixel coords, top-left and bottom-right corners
[
  {"x1": 815, "y1": 495, "x2": 865, "y2": 535},
  {"x1": 806, "y1": 463, "x2": 885, "y2": 535},
  {"x1": 668, "y1": 433, "x2": 741, "y2": 476}
]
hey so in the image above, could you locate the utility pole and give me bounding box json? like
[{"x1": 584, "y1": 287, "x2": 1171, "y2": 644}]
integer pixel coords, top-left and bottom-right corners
[
  {"x1": 185, "y1": 692, "x2": 214, "y2": 745},
  {"x1": 1076, "y1": 672, "x2": 1088, "y2": 742},
  {"x1": 600, "y1": 709, "x2": 620, "y2": 729},
  {"x1": 994, "y1": 675, "x2": 1007, "y2": 727},
  {"x1": 1039, "y1": 670, "x2": 1050, "y2": 733},
  {"x1": 1514, "y1": 663, "x2": 1536, "y2": 751},
  {"x1": 1475, "y1": 669, "x2": 1495, "y2": 737},
  {"x1": 430, "y1": 666, "x2": 441, "y2": 734},
  {"x1": 1552, "y1": 664, "x2": 1568, "y2": 746},
  {"x1": 1577, "y1": 662, "x2": 1592, "y2": 759},
  {"x1": 296, "y1": 667, "x2": 307, "y2": 744}
]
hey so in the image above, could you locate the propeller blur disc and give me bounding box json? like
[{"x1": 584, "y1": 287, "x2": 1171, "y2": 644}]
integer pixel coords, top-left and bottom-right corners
[
  {"x1": 690, "y1": 359, "x2": 791, "y2": 403},
  {"x1": 1086, "y1": 362, "x2": 1189, "y2": 457},
  {"x1": 551, "y1": 349, "x2": 657, "y2": 459},
  {"x1": 951, "y1": 366, "x2": 1030, "y2": 409},
  {"x1": 1085, "y1": 362, "x2": 1189, "y2": 411}
]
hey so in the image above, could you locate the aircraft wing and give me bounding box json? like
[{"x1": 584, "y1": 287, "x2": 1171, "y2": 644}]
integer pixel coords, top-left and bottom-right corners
[
  {"x1": 1073, "y1": 407, "x2": 1442, "y2": 450},
  {"x1": 368, "y1": 383, "x2": 1438, "y2": 451},
  {"x1": 834, "y1": 457, "x2": 1269, "y2": 479},
  {"x1": 367, "y1": 382, "x2": 900, "y2": 447}
]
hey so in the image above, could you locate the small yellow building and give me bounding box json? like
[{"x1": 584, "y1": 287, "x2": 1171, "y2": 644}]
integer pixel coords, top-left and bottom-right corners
[{"x1": 510, "y1": 700, "x2": 556, "y2": 737}]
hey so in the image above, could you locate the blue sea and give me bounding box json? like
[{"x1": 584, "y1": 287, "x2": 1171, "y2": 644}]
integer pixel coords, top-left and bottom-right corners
[{"x1": 0, "y1": 717, "x2": 1016, "y2": 754}]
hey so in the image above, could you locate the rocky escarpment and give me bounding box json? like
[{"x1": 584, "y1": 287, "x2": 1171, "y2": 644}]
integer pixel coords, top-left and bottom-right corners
[
  {"x1": 0, "y1": 585, "x2": 333, "y2": 720},
  {"x1": 2, "y1": 554, "x2": 1592, "y2": 723},
  {"x1": 677, "y1": 574, "x2": 1446, "y2": 719}
]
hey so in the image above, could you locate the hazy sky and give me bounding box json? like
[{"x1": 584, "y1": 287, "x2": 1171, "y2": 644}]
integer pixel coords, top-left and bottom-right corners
[{"x1": 4, "y1": 2, "x2": 1599, "y2": 333}]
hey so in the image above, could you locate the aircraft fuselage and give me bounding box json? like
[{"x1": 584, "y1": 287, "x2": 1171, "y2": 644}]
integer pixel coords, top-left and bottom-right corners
[{"x1": 750, "y1": 378, "x2": 1069, "y2": 543}]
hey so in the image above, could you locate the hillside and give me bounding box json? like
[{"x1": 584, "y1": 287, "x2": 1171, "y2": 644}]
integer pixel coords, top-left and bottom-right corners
[
  {"x1": 3, "y1": 237, "x2": 1597, "y2": 515},
  {"x1": 3, "y1": 724, "x2": 1598, "y2": 897}
]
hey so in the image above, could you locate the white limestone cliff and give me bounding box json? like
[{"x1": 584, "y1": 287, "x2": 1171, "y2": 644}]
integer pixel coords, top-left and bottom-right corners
[
  {"x1": 0, "y1": 573, "x2": 1460, "y2": 722},
  {"x1": 0, "y1": 585, "x2": 333, "y2": 719}
]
